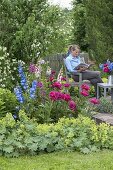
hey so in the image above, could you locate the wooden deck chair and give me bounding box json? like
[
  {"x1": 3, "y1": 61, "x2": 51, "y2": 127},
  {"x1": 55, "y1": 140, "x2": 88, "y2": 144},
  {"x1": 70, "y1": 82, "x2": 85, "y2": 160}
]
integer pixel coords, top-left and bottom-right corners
[{"x1": 63, "y1": 58, "x2": 91, "y2": 93}]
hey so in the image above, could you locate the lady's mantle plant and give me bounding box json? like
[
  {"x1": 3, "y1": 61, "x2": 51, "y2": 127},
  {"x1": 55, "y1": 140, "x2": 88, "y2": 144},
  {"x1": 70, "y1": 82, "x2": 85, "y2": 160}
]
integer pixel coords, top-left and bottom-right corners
[{"x1": 1, "y1": 110, "x2": 113, "y2": 157}]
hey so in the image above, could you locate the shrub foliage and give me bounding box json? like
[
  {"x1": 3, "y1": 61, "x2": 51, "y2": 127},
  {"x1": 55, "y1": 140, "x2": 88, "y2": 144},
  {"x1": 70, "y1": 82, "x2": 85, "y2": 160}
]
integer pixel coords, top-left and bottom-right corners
[
  {"x1": 72, "y1": 0, "x2": 113, "y2": 63},
  {"x1": 0, "y1": 111, "x2": 113, "y2": 157}
]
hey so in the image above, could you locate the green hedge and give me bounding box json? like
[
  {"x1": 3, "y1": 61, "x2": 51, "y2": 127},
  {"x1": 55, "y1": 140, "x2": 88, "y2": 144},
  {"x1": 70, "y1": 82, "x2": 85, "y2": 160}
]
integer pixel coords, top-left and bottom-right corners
[
  {"x1": 0, "y1": 110, "x2": 113, "y2": 157},
  {"x1": 0, "y1": 88, "x2": 17, "y2": 118}
]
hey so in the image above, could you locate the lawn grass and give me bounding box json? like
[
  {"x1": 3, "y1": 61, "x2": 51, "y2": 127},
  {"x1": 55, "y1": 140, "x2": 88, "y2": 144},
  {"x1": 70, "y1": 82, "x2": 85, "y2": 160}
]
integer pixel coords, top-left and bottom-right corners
[{"x1": 0, "y1": 150, "x2": 113, "y2": 170}]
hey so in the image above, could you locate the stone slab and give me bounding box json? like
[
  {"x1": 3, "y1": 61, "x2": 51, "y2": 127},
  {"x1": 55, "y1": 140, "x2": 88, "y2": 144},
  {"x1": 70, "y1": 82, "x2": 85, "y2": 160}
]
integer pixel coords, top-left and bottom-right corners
[{"x1": 92, "y1": 113, "x2": 113, "y2": 126}]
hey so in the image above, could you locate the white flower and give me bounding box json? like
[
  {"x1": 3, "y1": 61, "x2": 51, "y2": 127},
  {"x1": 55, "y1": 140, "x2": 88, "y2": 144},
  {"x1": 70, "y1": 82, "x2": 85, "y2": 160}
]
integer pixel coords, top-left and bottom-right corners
[
  {"x1": 37, "y1": 65, "x2": 42, "y2": 73},
  {"x1": 46, "y1": 66, "x2": 51, "y2": 76},
  {"x1": 1, "y1": 84, "x2": 5, "y2": 87},
  {"x1": 18, "y1": 60, "x2": 25, "y2": 65},
  {"x1": 13, "y1": 67, "x2": 17, "y2": 70},
  {"x1": 12, "y1": 59, "x2": 16, "y2": 62},
  {"x1": 0, "y1": 57, "x2": 4, "y2": 60},
  {"x1": 37, "y1": 42, "x2": 41, "y2": 47},
  {"x1": 38, "y1": 59, "x2": 45, "y2": 64},
  {"x1": 57, "y1": 67, "x2": 63, "y2": 82},
  {"x1": 35, "y1": 71, "x2": 41, "y2": 78},
  {"x1": 31, "y1": 43, "x2": 36, "y2": 49},
  {"x1": 3, "y1": 47, "x2": 7, "y2": 52},
  {"x1": 37, "y1": 52, "x2": 40, "y2": 57},
  {"x1": 7, "y1": 66, "x2": 10, "y2": 69},
  {"x1": 12, "y1": 77, "x2": 15, "y2": 80}
]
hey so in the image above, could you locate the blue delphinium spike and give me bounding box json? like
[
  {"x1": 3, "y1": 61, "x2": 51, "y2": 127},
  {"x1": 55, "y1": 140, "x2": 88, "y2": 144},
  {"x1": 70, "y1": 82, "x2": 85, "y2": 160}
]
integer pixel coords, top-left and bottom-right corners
[
  {"x1": 18, "y1": 64, "x2": 28, "y2": 90},
  {"x1": 14, "y1": 87, "x2": 24, "y2": 103},
  {"x1": 29, "y1": 80, "x2": 37, "y2": 99}
]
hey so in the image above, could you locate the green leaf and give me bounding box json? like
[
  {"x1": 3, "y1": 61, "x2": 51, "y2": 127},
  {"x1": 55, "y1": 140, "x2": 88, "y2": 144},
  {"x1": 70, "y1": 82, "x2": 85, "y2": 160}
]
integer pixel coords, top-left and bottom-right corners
[
  {"x1": 28, "y1": 143, "x2": 38, "y2": 151},
  {"x1": 3, "y1": 146, "x2": 14, "y2": 153},
  {"x1": 80, "y1": 147, "x2": 91, "y2": 154},
  {"x1": 46, "y1": 144, "x2": 55, "y2": 152},
  {"x1": 90, "y1": 145, "x2": 99, "y2": 152}
]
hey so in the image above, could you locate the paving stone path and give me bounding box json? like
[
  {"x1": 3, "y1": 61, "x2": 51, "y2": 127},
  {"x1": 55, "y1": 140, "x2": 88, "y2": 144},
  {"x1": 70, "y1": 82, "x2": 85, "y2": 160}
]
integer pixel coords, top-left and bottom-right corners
[{"x1": 92, "y1": 113, "x2": 113, "y2": 126}]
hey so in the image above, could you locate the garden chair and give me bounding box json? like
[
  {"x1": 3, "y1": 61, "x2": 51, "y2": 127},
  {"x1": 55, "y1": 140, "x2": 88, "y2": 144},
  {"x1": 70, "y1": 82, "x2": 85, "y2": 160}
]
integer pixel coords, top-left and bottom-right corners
[{"x1": 63, "y1": 54, "x2": 91, "y2": 94}]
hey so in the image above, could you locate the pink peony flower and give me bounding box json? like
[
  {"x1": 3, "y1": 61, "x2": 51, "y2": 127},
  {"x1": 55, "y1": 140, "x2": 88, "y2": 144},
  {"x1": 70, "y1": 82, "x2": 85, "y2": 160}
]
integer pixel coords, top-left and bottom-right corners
[
  {"x1": 49, "y1": 91, "x2": 58, "y2": 101},
  {"x1": 63, "y1": 83, "x2": 70, "y2": 88},
  {"x1": 80, "y1": 90, "x2": 89, "y2": 97},
  {"x1": 103, "y1": 67, "x2": 110, "y2": 73},
  {"x1": 52, "y1": 82, "x2": 62, "y2": 89},
  {"x1": 68, "y1": 100, "x2": 76, "y2": 111},
  {"x1": 81, "y1": 84, "x2": 90, "y2": 91},
  {"x1": 63, "y1": 93, "x2": 71, "y2": 102},
  {"x1": 49, "y1": 91, "x2": 63, "y2": 101},
  {"x1": 61, "y1": 77, "x2": 66, "y2": 81},
  {"x1": 57, "y1": 92, "x2": 64, "y2": 100},
  {"x1": 89, "y1": 98, "x2": 100, "y2": 105}
]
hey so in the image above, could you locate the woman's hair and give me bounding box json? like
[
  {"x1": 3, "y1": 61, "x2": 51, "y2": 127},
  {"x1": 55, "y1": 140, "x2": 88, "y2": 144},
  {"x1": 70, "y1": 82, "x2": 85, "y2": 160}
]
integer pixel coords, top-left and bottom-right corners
[
  {"x1": 68, "y1": 44, "x2": 80, "y2": 52},
  {"x1": 68, "y1": 45, "x2": 73, "y2": 52}
]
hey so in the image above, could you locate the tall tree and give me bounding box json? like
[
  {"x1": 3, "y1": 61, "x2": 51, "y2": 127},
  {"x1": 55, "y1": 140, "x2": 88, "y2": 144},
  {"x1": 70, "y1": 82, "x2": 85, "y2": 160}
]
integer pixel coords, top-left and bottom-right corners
[
  {"x1": 72, "y1": 0, "x2": 113, "y2": 63},
  {"x1": 0, "y1": 0, "x2": 72, "y2": 62},
  {"x1": 85, "y1": 0, "x2": 113, "y2": 62},
  {"x1": 72, "y1": 0, "x2": 88, "y2": 51}
]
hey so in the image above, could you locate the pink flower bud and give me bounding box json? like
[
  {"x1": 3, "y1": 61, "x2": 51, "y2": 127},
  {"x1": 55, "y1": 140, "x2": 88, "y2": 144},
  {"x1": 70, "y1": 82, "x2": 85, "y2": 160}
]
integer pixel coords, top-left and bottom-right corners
[
  {"x1": 63, "y1": 83, "x2": 70, "y2": 88},
  {"x1": 103, "y1": 67, "x2": 110, "y2": 73},
  {"x1": 89, "y1": 98, "x2": 100, "y2": 104},
  {"x1": 63, "y1": 93, "x2": 71, "y2": 102},
  {"x1": 68, "y1": 100, "x2": 76, "y2": 111},
  {"x1": 81, "y1": 84, "x2": 90, "y2": 91},
  {"x1": 80, "y1": 90, "x2": 89, "y2": 97},
  {"x1": 52, "y1": 82, "x2": 62, "y2": 89}
]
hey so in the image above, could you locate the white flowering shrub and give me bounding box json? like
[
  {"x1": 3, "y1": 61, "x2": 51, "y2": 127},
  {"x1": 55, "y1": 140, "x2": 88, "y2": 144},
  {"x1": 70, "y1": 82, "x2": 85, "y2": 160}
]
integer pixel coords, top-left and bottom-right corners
[{"x1": 0, "y1": 46, "x2": 18, "y2": 90}]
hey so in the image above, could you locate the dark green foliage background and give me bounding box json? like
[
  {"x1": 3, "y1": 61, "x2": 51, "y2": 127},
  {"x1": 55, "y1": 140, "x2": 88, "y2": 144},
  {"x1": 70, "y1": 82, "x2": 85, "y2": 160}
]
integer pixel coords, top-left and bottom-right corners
[
  {"x1": 72, "y1": 0, "x2": 113, "y2": 63},
  {"x1": 0, "y1": 0, "x2": 73, "y2": 62}
]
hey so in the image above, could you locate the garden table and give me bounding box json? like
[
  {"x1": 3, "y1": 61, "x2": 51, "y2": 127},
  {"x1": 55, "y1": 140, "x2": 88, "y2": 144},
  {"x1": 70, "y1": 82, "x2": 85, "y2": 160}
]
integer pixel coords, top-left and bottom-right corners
[{"x1": 97, "y1": 83, "x2": 113, "y2": 101}]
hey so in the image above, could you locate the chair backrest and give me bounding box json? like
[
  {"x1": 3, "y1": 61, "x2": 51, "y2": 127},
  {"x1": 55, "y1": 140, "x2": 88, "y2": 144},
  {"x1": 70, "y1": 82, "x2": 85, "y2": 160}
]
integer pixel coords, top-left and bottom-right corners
[
  {"x1": 63, "y1": 58, "x2": 71, "y2": 83},
  {"x1": 63, "y1": 58, "x2": 82, "y2": 84},
  {"x1": 79, "y1": 52, "x2": 89, "y2": 64}
]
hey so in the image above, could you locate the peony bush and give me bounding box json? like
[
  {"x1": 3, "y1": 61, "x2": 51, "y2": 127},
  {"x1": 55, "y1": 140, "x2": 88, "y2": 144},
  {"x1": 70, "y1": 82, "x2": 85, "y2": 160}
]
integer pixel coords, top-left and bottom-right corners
[{"x1": 13, "y1": 59, "x2": 79, "y2": 123}]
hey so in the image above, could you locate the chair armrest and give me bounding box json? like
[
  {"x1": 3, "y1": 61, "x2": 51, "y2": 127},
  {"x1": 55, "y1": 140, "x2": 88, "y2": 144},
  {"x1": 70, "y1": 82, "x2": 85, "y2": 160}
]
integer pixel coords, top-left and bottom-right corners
[
  {"x1": 63, "y1": 58, "x2": 82, "y2": 83},
  {"x1": 69, "y1": 72, "x2": 82, "y2": 83}
]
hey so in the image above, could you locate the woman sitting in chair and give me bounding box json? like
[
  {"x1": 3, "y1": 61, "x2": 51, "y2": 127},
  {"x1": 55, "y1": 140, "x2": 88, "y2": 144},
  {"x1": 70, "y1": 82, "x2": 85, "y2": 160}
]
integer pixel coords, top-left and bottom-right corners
[{"x1": 65, "y1": 44, "x2": 103, "y2": 97}]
